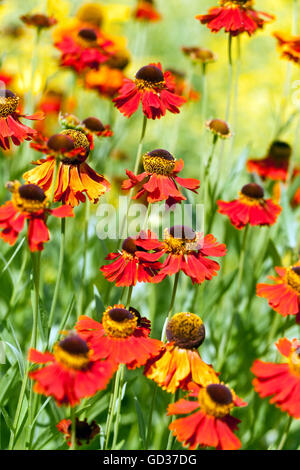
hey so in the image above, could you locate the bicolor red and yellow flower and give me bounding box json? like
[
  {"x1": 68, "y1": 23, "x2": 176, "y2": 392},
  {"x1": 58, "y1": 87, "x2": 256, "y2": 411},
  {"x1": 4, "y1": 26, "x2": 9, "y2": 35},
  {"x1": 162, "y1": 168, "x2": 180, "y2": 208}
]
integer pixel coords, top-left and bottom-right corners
[
  {"x1": 23, "y1": 130, "x2": 110, "y2": 207},
  {"x1": 196, "y1": 0, "x2": 274, "y2": 37},
  {"x1": 247, "y1": 141, "x2": 292, "y2": 182},
  {"x1": 273, "y1": 32, "x2": 300, "y2": 65},
  {"x1": 113, "y1": 63, "x2": 186, "y2": 119},
  {"x1": 217, "y1": 183, "x2": 282, "y2": 230},
  {"x1": 256, "y1": 263, "x2": 300, "y2": 322},
  {"x1": 75, "y1": 305, "x2": 163, "y2": 369},
  {"x1": 0, "y1": 181, "x2": 74, "y2": 251},
  {"x1": 145, "y1": 313, "x2": 219, "y2": 393},
  {"x1": 168, "y1": 382, "x2": 247, "y2": 450},
  {"x1": 252, "y1": 338, "x2": 300, "y2": 418},
  {"x1": 132, "y1": 0, "x2": 162, "y2": 22},
  {"x1": 29, "y1": 333, "x2": 116, "y2": 406},
  {"x1": 122, "y1": 149, "x2": 200, "y2": 206}
]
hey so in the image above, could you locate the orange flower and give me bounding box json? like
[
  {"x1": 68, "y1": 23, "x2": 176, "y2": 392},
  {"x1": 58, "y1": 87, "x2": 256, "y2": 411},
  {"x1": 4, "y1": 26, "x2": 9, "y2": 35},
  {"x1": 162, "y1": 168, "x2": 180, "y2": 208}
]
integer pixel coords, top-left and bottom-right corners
[
  {"x1": 247, "y1": 141, "x2": 292, "y2": 182},
  {"x1": 252, "y1": 338, "x2": 300, "y2": 418},
  {"x1": 144, "y1": 313, "x2": 219, "y2": 393},
  {"x1": 133, "y1": 0, "x2": 162, "y2": 22},
  {"x1": 85, "y1": 66, "x2": 126, "y2": 99},
  {"x1": 256, "y1": 263, "x2": 300, "y2": 322},
  {"x1": 29, "y1": 333, "x2": 116, "y2": 406},
  {"x1": 274, "y1": 32, "x2": 300, "y2": 65},
  {"x1": 75, "y1": 305, "x2": 163, "y2": 369},
  {"x1": 217, "y1": 183, "x2": 282, "y2": 230},
  {"x1": 168, "y1": 382, "x2": 247, "y2": 450},
  {"x1": 23, "y1": 130, "x2": 110, "y2": 207}
]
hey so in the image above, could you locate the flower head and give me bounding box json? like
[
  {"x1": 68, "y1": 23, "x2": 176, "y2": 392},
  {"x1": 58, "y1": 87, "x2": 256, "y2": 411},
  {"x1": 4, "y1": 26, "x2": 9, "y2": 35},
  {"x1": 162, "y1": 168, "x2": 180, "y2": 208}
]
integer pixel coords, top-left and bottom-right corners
[
  {"x1": 252, "y1": 337, "x2": 300, "y2": 418},
  {"x1": 59, "y1": 112, "x2": 113, "y2": 149},
  {"x1": 256, "y1": 263, "x2": 300, "y2": 322},
  {"x1": 196, "y1": 1, "x2": 274, "y2": 37},
  {"x1": 182, "y1": 46, "x2": 217, "y2": 65},
  {"x1": 145, "y1": 313, "x2": 219, "y2": 393},
  {"x1": 142, "y1": 225, "x2": 226, "y2": 284},
  {"x1": 132, "y1": 0, "x2": 162, "y2": 22},
  {"x1": 57, "y1": 418, "x2": 100, "y2": 447},
  {"x1": 168, "y1": 382, "x2": 247, "y2": 450},
  {"x1": 100, "y1": 230, "x2": 162, "y2": 287},
  {"x1": 21, "y1": 13, "x2": 57, "y2": 29},
  {"x1": 206, "y1": 119, "x2": 231, "y2": 139},
  {"x1": 217, "y1": 183, "x2": 282, "y2": 230},
  {"x1": 113, "y1": 63, "x2": 186, "y2": 119},
  {"x1": 273, "y1": 32, "x2": 300, "y2": 65},
  {"x1": 75, "y1": 305, "x2": 163, "y2": 369},
  {"x1": 23, "y1": 130, "x2": 110, "y2": 207},
  {"x1": 29, "y1": 333, "x2": 115, "y2": 406},
  {"x1": 0, "y1": 89, "x2": 44, "y2": 150},
  {"x1": 122, "y1": 149, "x2": 200, "y2": 206},
  {"x1": 0, "y1": 181, "x2": 74, "y2": 251},
  {"x1": 247, "y1": 141, "x2": 292, "y2": 182}
]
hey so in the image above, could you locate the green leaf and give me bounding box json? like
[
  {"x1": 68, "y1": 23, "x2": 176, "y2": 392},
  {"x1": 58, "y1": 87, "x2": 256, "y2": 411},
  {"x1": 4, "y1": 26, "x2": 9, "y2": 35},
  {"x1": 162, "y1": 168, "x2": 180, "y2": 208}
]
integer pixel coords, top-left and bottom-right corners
[{"x1": 134, "y1": 396, "x2": 146, "y2": 449}]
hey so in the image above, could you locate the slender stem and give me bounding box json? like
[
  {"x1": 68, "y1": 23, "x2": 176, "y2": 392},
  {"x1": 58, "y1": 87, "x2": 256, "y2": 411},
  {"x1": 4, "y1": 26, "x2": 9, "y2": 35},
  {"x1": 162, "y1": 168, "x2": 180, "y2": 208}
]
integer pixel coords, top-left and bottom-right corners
[
  {"x1": 126, "y1": 285, "x2": 133, "y2": 309},
  {"x1": 166, "y1": 390, "x2": 179, "y2": 450},
  {"x1": 161, "y1": 272, "x2": 180, "y2": 341},
  {"x1": 225, "y1": 34, "x2": 233, "y2": 122},
  {"x1": 104, "y1": 366, "x2": 122, "y2": 450},
  {"x1": 145, "y1": 384, "x2": 157, "y2": 450},
  {"x1": 201, "y1": 63, "x2": 207, "y2": 124},
  {"x1": 204, "y1": 135, "x2": 218, "y2": 229},
  {"x1": 8, "y1": 251, "x2": 41, "y2": 449},
  {"x1": 267, "y1": 312, "x2": 281, "y2": 347},
  {"x1": 78, "y1": 201, "x2": 90, "y2": 315},
  {"x1": 277, "y1": 415, "x2": 293, "y2": 450},
  {"x1": 70, "y1": 407, "x2": 76, "y2": 450},
  {"x1": 111, "y1": 364, "x2": 125, "y2": 449},
  {"x1": 216, "y1": 225, "x2": 249, "y2": 371},
  {"x1": 47, "y1": 217, "x2": 66, "y2": 342}
]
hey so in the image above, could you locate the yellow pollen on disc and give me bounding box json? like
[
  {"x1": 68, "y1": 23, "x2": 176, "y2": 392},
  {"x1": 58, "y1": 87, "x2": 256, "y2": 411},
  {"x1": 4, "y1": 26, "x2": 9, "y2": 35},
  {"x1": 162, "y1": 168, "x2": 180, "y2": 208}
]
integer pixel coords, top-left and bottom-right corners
[
  {"x1": 238, "y1": 192, "x2": 264, "y2": 207},
  {"x1": 61, "y1": 129, "x2": 90, "y2": 149},
  {"x1": 163, "y1": 229, "x2": 199, "y2": 254},
  {"x1": 102, "y1": 305, "x2": 138, "y2": 338},
  {"x1": 220, "y1": 0, "x2": 253, "y2": 7},
  {"x1": 198, "y1": 386, "x2": 234, "y2": 418},
  {"x1": 9, "y1": 181, "x2": 48, "y2": 213},
  {"x1": 285, "y1": 267, "x2": 300, "y2": 294},
  {"x1": 143, "y1": 155, "x2": 175, "y2": 176},
  {"x1": 0, "y1": 95, "x2": 19, "y2": 118},
  {"x1": 53, "y1": 343, "x2": 91, "y2": 370},
  {"x1": 134, "y1": 78, "x2": 165, "y2": 92}
]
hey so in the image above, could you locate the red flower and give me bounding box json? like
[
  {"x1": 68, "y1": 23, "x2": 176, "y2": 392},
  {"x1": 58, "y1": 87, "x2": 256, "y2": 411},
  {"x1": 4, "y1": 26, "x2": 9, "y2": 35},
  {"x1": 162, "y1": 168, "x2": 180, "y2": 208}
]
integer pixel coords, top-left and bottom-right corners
[
  {"x1": 57, "y1": 418, "x2": 100, "y2": 447},
  {"x1": 256, "y1": 264, "x2": 300, "y2": 322},
  {"x1": 100, "y1": 231, "x2": 162, "y2": 287},
  {"x1": 23, "y1": 130, "x2": 111, "y2": 207},
  {"x1": 168, "y1": 382, "x2": 247, "y2": 450},
  {"x1": 217, "y1": 183, "x2": 282, "y2": 230},
  {"x1": 196, "y1": 0, "x2": 274, "y2": 37},
  {"x1": 113, "y1": 63, "x2": 186, "y2": 119},
  {"x1": 273, "y1": 32, "x2": 300, "y2": 65},
  {"x1": 21, "y1": 13, "x2": 57, "y2": 29},
  {"x1": 247, "y1": 141, "x2": 292, "y2": 182},
  {"x1": 133, "y1": 0, "x2": 162, "y2": 22},
  {"x1": 145, "y1": 313, "x2": 219, "y2": 393},
  {"x1": 252, "y1": 337, "x2": 300, "y2": 418},
  {"x1": 75, "y1": 305, "x2": 163, "y2": 369},
  {"x1": 141, "y1": 225, "x2": 226, "y2": 285},
  {"x1": 0, "y1": 181, "x2": 74, "y2": 251},
  {"x1": 54, "y1": 24, "x2": 114, "y2": 73},
  {"x1": 122, "y1": 149, "x2": 200, "y2": 206},
  {"x1": 29, "y1": 333, "x2": 116, "y2": 406},
  {"x1": 0, "y1": 89, "x2": 44, "y2": 150}
]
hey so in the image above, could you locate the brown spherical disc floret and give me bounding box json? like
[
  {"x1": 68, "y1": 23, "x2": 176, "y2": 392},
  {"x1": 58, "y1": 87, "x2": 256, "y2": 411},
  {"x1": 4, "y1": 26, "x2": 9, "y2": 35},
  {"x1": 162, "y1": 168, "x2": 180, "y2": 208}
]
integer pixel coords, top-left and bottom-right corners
[{"x1": 241, "y1": 183, "x2": 264, "y2": 199}]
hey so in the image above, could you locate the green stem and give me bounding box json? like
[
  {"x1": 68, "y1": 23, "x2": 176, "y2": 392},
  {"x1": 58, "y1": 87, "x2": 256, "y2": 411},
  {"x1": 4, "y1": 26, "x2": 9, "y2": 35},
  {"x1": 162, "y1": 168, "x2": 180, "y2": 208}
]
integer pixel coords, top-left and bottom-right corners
[
  {"x1": 47, "y1": 217, "x2": 66, "y2": 343},
  {"x1": 104, "y1": 366, "x2": 122, "y2": 450},
  {"x1": 225, "y1": 34, "x2": 233, "y2": 122},
  {"x1": 126, "y1": 285, "x2": 133, "y2": 309},
  {"x1": 111, "y1": 364, "x2": 125, "y2": 449},
  {"x1": 161, "y1": 272, "x2": 180, "y2": 341},
  {"x1": 8, "y1": 251, "x2": 41, "y2": 449},
  {"x1": 78, "y1": 201, "x2": 90, "y2": 315},
  {"x1": 277, "y1": 415, "x2": 293, "y2": 450},
  {"x1": 201, "y1": 63, "x2": 207, "y2": 124},
  {"x1": 70, "y1": 407, "x2": 76, "y2": 450},
  {"x1": 166, "y1": 390, "x2": 179, "y2": 450},
  {"x1": 145, "y1": 383, "x2": 157, "y2": 450},
  {"x1": 49, "y1": 159, "x2": 60, "y2": 205}
]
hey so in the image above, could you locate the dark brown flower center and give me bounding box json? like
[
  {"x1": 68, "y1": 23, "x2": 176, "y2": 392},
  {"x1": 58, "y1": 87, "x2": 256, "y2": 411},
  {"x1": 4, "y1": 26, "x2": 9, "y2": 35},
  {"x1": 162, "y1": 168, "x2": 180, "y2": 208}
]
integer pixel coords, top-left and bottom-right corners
[
  {"x1": 47, "y1": 134, "x2": 75, "y2": 152},
  {"x1": 67, "y1": 418, "x2": 99, "y2": 442},
  {"x1": 136, "y1": 65, "x2": 164, "y2": 83},
  {"x1": 0, "y1": 89, "x2": 16, "y2": 98},
  {"x1": 241, "y1": 183, "x2": 264, "y2": 199},
  {"x1": 169, "y1": 225, "x2": 196, "y2": 241},
  {"x1": 147, "y1": 149, "x2": 174, "y2": 161},
  {"x1": 166, "y1": 312, "x2": 205, "y2": 349},
  {"x1": 292, "y1": 267, "x2": 300, "y2": 276},
  {"x1": 108, "y1": 308, "x2": 134, "y2": 322},
  {"x1": 59, "y1": 334, "x2": 89, "y2": 355},
  {"x1": 18, "y1": 184, "x2": 46, "y2": 202},
  {"x1": 122, "y1": 237, "x2": 138, "y2": 254},
  {"x1": 78, "y1": 28, "x2": 97, "y2": 42},
  {"x1": 207, "y1": 119, "x2": 230, "y2": 136},
  {"x1": 206, "y1": 384, "x2": 233, "y2": 405},
  {"x1": 269, "y1": 141, "x2": 292, "y2": 161},
  {"x1": 82, "y1": 117, "x2": 105, "y2": 132}
]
